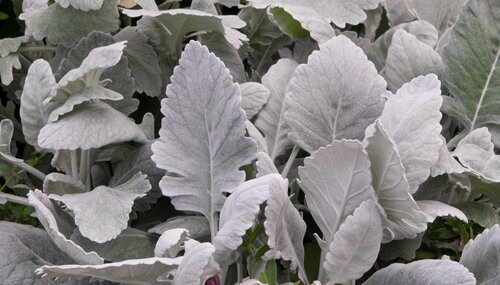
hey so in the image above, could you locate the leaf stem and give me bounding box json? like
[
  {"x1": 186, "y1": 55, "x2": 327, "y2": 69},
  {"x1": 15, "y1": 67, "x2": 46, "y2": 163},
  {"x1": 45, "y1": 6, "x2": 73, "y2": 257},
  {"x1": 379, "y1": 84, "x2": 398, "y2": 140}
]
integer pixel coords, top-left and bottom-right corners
[
  {"x1": 237, "y1": 254, "x2": 243, "y2": 283},
  {"x1": 79, "y1": 149, "x2": 91, "y2": 191},
  {"x1": 70, "y1": 150, "x2": 79, "y2": 180},
  {"x1": 0, "y1": 169, "x2": 25, "y2": 193},
  {"x1": 281, "y1": 145, "x2": 300, "y2": 179},
  {"x1": 7, "y1": 158, "x2": 46, "y2": 181},
  {"x1": 0, "y1": 192, "x2": 30, "y2": 206},
  {"x1": 18, "y1": 46, "x2": 57, "y2": 53}
]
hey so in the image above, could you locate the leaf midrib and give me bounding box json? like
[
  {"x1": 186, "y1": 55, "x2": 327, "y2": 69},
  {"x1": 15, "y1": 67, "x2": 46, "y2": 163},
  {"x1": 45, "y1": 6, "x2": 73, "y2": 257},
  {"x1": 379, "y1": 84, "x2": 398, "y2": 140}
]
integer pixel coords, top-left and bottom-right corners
[{"x1": 470, "y1": 47, "x2": 500, "y2": 130}]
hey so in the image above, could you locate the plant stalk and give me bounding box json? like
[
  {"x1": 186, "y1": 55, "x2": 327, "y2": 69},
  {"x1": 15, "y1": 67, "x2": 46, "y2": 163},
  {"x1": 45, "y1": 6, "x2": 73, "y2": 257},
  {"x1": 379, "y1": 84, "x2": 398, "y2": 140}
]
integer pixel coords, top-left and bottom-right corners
[
  {"x1": 0, "y1": 192, "x2": 30, "y2": 206},
  {"x1": 79, "y1": 149, "x2": 91, "y2": 191},
  {"x1": 8, "y1": 158, "x2": 46, "y2": 181},
  {"x1": 281, "y1": 145, "x2": 300, "y2": 179}
]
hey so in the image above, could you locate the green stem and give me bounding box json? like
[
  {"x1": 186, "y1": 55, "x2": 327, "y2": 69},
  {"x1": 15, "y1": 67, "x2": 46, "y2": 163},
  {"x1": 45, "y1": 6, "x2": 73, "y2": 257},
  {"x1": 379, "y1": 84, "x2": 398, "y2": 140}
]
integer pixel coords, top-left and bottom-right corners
[
  {"x1": 0, "y1": 192, "x2": 30, "y2": 206},
  {"x1": 79, "y1": 149, "x2": 91, "y2": 191},
  {"x1": 281, "y1": 145, "x2": 300, "y2": 179},
  {"x1": 18, "y1": 46, "x2": 57, "y2": 53},
  {"x1": 0, "y1": 169, "x2": 24, "y2": 193}
]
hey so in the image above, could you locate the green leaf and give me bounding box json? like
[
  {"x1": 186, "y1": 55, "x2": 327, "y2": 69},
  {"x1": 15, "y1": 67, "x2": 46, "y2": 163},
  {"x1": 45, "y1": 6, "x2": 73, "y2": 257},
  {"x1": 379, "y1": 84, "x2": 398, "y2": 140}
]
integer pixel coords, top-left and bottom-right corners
[
  {"x1": 114, "y1": 27, "x2": 162, "y2": 98},
  {"x1": 20, "y1": 0, "x2": 120, "y2": 47},
  {"x1": 267, "y1": 7, "x2": 309, "y2": 40},
  {"x1": 249, "y1": 0, "x2": 380, "y2": 42},
  {"x1": 264, "y1": 260, "x2": 278, "y2": 285},
  {"x1": 442, "y1": 0, "x2": 500, "y2": 142},
  {"x1": 70, "y1": 227, "x2": 157, "y2": 262},
  {"x1": 454, "y1": 202, "x2": 499, "y2": 228}
]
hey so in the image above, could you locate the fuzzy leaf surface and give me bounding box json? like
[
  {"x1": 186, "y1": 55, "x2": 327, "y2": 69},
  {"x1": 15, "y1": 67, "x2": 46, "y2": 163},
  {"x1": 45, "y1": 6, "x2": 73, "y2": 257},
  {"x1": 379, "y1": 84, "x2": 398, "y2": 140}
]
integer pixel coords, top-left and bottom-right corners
[
  {"x1": 49, "y1": 173, "x2": 151, "y2": 243},
  {"x1": 37, "y1": 257, "x2": 181, "y2": 285},
  {"x1": 460, "y1": 225, "x2": 500, "y2": 284},
  {"x1": 365, "y1": 120, "x2": 427, "y2": 242},
  {"x1": 255, "y1": 58, "x2": 298, "y2": 160},
  {"x1": 151, "y1": 41, "x2": 256, "y2": 221},
  {"x1": 363, "y1": 258, "x2": 475, "y2": 285},
  {"x1": 264, "y1": 175, "x2": 308, "y2": 283},
  {"x1": 285, "y1": 35, "x2": 387, "y2": 153},
  {"x1": 442, "y1": 0, "x2": 500, "y2": 139},
  {"x1": 324, "y1": 200, "x2": 383, "y2": 283},
  {"x1": 213, "y1": 174, "x2": 276, "y2": 262},
  {"x1": 298, "y1": 140, "x2": 377, "y2": 247},
  {"x1": 365, "y1": 74, "x2": 443, "y2": 193}
]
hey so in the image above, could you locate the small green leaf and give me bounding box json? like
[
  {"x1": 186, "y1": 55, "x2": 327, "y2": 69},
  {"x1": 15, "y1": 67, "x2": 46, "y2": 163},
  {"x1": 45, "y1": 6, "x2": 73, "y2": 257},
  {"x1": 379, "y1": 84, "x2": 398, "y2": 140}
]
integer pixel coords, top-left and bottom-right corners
[
  {"x1": 265, "y1": 260, "x2": 278, "y2": 285},
  {"x1": 269, "y1": 7, "x2": 309, "y2": 40},
  {"x1": 0, "y1": 12, "x2": 8, "y2": 20}
]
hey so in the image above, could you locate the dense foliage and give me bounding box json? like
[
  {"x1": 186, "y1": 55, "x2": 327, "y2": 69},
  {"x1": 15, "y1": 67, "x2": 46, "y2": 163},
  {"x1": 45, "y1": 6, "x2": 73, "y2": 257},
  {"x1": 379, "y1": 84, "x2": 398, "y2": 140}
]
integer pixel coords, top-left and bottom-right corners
[{"x1": 0, "y1": 0, "x2": 499, "y2": 284}]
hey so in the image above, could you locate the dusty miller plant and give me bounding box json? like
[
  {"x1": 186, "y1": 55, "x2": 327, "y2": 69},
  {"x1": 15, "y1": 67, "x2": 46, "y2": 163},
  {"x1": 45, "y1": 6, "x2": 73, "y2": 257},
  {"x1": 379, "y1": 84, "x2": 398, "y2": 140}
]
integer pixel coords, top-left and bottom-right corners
[{"x1": 0, "y1": 0, "x2": 499, "y2": 284}]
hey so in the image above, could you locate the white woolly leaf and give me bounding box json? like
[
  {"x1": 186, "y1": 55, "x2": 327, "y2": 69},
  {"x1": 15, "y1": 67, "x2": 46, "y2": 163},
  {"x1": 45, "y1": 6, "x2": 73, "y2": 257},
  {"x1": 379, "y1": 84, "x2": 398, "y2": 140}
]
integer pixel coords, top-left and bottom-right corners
[
  {"x1": 365, "y1": 74, "x2": 443, "y2": 193},
  {"x1": 37, "y1": 257, "x2": 181, "y2": 285},
  {"x1": 365, "y1": 120, "x2": 427, "y2": 242},
  {"x1": 20, "y1": 59, "x2": 58, "y2": 149},
  {"x1": 324, "y1": 200, "x2": 383, "y2": 283},
  {"x1": 151, "y1": 41, "x2": 256, "y2": 225},
  {"x1": 255, "y1": 58, "x2": 299, "y2": 160},
  {"x1": 460, "y1": 225, "x2": 500, "y2": 284},
  {"x1": 154, "y1": 228, "x2": 189, "y2": 258},
  {"x1": 49, "y1": 172, "x2": 151, "y2": 243},
  {"x1": 38, "y1": 102, "x2": 148, "y2": 150},
  {"x1": 363, "y1": 258, "x2": 475, "y2": 285},
  {"x1": 213, "y1": 174, "x2": 278, "y2": 263},
  {"x1": 27, "y1": 190, "x2": 103, "y2": 265},
  {"x1": 298, "y1": 140, "x2": 377, "y2": 247},
  {"x1": 240, "y1": 82, "x2": 270, "y2": 119},
  {"x1": 285, "y1": 36, "x2": 387, "y2": 153}
]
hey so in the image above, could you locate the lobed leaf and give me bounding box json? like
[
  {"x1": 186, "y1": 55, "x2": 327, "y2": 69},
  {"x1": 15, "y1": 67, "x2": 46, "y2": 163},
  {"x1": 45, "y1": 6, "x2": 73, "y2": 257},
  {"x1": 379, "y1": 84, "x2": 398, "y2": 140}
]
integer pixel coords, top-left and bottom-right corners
[
  {"x1": 285, "y1": 35, "x2": 387, "y2": 153},
  {"x1": 151, "y1": 41, "x2": 256, "y2": 223},
  {"x1": 49, "y1": 172, "x2": 151, "y2": 243}
]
